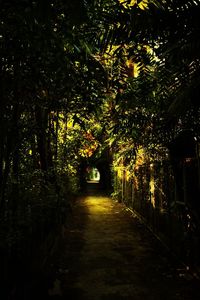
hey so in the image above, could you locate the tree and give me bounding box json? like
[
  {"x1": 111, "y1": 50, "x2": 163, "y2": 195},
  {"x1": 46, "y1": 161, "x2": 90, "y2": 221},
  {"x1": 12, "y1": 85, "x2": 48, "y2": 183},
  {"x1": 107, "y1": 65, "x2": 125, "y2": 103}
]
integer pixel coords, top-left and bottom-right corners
[{"x1": 96, "y1": 0, "x2": 200, "y2": 159}]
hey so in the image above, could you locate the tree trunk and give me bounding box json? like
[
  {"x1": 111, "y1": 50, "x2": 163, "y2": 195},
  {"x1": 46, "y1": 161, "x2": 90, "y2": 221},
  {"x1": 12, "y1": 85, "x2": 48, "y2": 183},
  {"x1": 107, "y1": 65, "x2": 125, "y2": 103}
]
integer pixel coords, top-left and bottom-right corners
[
  {"x1": 35, "y1": 106, "x2": 48, "y2": 171},
  {"x1": 11, "y1": 104, "x2": 20, "y2": 211}
]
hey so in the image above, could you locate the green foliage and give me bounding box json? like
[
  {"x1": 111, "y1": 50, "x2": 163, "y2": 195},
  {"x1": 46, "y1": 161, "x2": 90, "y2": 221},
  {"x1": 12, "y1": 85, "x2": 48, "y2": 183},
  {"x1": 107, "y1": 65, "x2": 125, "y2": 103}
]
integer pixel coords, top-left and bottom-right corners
[
  {"x1": 0, "y1": 2, "x2": 112, "y2": 282},
  {"x1": 1, "y1": 0, "x2": 200, "y2": 289},
  {"x1": 99, "y1": 0, "x2": 200, "y2": 166}
]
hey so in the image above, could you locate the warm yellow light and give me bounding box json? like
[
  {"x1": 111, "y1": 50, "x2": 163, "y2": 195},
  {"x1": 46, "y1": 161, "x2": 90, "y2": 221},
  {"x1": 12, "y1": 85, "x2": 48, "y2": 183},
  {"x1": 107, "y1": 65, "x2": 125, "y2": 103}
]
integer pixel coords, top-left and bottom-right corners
[
  {"x1": 84, "y1": 196, "x2": 113, "y2": 214},
  {"x1": 138, "y1": 0, "x2": 148, "y2": 10},
  {"x1": 150, "y1": 177, "x2": 155, "y2": 208},
  {"x1": 118, "y1": 0, "x2": 149, "y2": 10}
]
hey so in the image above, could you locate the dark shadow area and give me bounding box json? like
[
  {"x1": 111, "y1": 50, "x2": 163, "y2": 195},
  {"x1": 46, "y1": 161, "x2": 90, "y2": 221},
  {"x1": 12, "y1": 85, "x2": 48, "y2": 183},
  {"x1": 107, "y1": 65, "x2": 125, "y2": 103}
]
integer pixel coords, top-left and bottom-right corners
[
  {"x1": 84, "y1": 181, "x2": 112, "y2": 197},
  {"x1": 32, "y1": 190, "x2": 200, "y2": 300},
  {"x1": 86, "y1": 180, "x2": 101, "y2": 194},
  {"x1": 26, "y1": 196, "x2": 90, "y2": 300}
]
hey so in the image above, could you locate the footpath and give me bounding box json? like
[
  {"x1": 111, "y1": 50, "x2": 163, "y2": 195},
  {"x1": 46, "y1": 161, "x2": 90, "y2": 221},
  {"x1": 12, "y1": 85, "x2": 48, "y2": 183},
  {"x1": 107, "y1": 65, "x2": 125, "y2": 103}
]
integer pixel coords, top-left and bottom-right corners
[{"x1": 37, "y1": 183, "x2": 200, "y2": 300}]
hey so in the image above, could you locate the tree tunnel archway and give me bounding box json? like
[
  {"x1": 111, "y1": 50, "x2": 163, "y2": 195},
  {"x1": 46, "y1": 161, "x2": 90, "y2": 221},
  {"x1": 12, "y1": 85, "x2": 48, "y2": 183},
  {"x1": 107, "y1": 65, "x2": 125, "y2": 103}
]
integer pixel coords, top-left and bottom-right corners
[
  {"x1": 78, "y1": 147, "x2": 113, "y2": 192},
  {"x1": 86, "y1": 166, "x2": 101, "y2": 182}
]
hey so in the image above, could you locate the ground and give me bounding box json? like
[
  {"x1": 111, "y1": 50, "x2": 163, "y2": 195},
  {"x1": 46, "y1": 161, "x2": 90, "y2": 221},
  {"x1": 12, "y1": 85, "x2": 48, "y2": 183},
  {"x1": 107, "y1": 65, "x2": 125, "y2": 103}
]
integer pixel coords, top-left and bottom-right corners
[{"x1": 39, "y1": 183, "x2": 200, "y2": 300}]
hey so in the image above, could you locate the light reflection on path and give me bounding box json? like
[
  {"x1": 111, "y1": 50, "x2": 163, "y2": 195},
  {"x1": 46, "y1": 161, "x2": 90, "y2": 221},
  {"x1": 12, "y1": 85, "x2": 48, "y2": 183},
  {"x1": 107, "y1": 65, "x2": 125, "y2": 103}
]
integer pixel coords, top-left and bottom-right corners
[{"x1": 59, "y1": 192, "x2": 200, "y2": 300}]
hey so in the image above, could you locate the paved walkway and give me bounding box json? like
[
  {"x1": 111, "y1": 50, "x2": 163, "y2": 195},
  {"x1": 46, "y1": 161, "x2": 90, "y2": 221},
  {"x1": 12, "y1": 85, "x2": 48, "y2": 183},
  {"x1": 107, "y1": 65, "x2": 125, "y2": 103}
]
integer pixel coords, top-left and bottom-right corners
[{"x1": 44, "y1": 184, "x2": 200, "y2": 300}]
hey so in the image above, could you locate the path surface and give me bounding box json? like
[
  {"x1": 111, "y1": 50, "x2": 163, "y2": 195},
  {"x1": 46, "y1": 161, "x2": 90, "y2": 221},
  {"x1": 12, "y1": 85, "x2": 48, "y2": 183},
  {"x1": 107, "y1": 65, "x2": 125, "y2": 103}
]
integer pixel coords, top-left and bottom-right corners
[{"x1": 44, "y1": 183, "x2": 200, "y2": 300}]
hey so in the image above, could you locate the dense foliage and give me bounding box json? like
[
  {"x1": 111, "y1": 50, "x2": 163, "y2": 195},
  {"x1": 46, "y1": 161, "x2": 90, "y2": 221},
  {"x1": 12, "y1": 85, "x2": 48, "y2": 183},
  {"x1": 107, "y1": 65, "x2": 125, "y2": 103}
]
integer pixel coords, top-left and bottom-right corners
[
  {"x1": 0, "y1": 2, "x2": 111, "y2": 282},
  {"x1": 0, "y1": 0, "x2": 106, "y2": 212},
  {"x1": 99, "y1": 0, "x2": 200, "y2": 162},
  {"x1": 0, "y1": 0, "x2": 200, "y2": 293}
]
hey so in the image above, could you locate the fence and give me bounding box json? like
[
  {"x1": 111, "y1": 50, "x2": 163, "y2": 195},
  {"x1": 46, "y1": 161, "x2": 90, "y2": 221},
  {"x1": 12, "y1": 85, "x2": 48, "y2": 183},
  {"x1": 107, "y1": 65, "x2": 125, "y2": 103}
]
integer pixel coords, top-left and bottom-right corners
[{"x1": 112, "y1": 158, "x2": 200, "y2": 272}]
